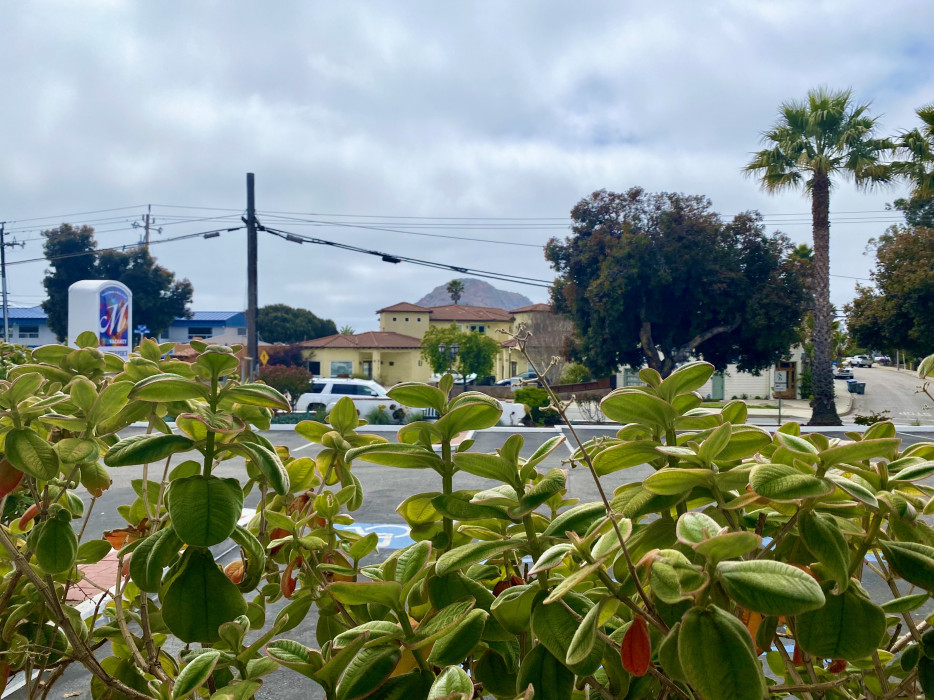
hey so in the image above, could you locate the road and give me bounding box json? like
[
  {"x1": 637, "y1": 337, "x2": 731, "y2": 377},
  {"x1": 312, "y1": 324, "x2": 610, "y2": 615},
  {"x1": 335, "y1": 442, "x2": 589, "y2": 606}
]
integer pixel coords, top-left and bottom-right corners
[
  {"x1": 8, "y1": 425, "x2": 934, "y2": 699},
  {"x1": 847, "y1": 365, "x2": 934, "y2": 425}
]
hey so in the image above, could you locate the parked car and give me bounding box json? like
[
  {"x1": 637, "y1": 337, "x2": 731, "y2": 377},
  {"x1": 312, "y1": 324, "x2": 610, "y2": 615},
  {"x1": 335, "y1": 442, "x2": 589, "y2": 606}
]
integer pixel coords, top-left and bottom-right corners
[
  {"x1": 834, "y1": 366, "x2": 854, "y2": 380},
  {"x1": 294, "y1": 378, "x2": 401, "y2": 417},
  {"x1": 873, "y1": 355, "x2": 891, "y2": 365},
  {"x1": 496, "y1": 371, "x2": 541, "y2": 388},
  {"x1": 851, "y1": 355, "x2": 873, "y2": 368}
]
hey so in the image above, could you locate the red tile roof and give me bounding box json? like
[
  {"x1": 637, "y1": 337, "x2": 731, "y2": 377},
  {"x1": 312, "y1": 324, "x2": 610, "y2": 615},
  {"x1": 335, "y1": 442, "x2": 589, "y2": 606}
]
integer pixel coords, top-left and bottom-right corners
[
  {"x1": 298, "y1": 331, "x2": 422, "y2": 349},
  {"x1": 376, "y1": 302, "x2": 431, "y2": 313},
  {"x1": 426, "y1": 305, "x2": 514, "y2": 322},
  {"x1": 510, "y1": 303, "x2": 553, "y2": 313}
]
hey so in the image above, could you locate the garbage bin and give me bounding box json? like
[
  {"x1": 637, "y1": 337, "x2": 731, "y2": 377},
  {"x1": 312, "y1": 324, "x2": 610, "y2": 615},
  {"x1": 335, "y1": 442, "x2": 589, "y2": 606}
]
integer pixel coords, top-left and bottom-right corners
[
  {"x1": 846, "y1": 379, "x2": 858, "y2": 393},
  {"x1": 855, "y1": 382, "x2": 866, "y2": 395}
]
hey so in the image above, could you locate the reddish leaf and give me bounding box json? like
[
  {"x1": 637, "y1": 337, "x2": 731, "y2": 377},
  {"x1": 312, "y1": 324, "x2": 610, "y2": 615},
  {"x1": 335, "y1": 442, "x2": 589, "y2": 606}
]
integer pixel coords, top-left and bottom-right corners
[
  {"x1": 281, "y1": 556, "x2": 303, "y2": 599},
  {"x1": 17, "y1": 503, "x2": 39, "y2": 531},
  {"x1": 224, "y1": 560, "x2": 245, "y2": 585},
  {"x1": 0, "y1": 459, "x2": 23, "y2": 498},
  {"x1": 793, "y1": 644, "x2": 804, "y2": 666},
  {"x1": 828, "y1": 659, "x2": 847, "y2": 673},
  {"x1": 621, "y1": 615, "x2": 651, "y2": 677}
]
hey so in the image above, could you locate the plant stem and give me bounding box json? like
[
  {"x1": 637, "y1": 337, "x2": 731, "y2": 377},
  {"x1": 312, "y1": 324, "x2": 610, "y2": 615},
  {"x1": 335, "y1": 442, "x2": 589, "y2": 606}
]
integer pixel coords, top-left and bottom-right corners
[
  {"x1": 441, "y1": 439, "x2": 454, "y2": 551},
  {"x1": 396, "y1": 611, "x2": 430, "y2": 671},
  {"x1": 848, "y1": 513, "x2": 882, "y2": 578}
]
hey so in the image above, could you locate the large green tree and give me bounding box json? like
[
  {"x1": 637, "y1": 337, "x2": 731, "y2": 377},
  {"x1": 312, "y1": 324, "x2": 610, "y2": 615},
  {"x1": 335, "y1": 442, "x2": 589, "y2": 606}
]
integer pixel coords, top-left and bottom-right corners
[
  {"x1": 891, "y1": 104, "x2": 934, "y2": 228},
  {"x1": 745, "y1": 87, "x2": 891, "y2": 424},
  {"x1": 546, "y1": 188, "x2": 809, "y2": 378},
  {"x1": 420, "y1": 324, "x2": 499, "y2": 380},
  {"x1": 41, "y1": 224, "x2": 193, "y2": 341},
  {"x1": 256, "y1": 304, "x2": 337, "y2": 344},
  {"x1": 845, "y1": 225, "x2": 934, "y2": 358}
]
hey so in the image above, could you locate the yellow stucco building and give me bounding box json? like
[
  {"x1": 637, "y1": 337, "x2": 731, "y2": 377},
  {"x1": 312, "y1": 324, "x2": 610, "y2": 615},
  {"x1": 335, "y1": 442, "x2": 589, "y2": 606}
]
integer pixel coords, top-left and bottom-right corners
[{"x1": 300, "y1": 302, "x2": 567, "y2": 385}]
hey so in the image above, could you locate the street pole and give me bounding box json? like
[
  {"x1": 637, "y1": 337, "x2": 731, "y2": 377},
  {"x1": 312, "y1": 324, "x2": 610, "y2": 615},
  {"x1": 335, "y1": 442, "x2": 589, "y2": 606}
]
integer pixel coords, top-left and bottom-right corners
[
  {"x1": 0, "y1": 222, "x2": 8, "y2": 343},
  {"x1": 246, "y1": 173, "x2": 258, "y2": 380}
]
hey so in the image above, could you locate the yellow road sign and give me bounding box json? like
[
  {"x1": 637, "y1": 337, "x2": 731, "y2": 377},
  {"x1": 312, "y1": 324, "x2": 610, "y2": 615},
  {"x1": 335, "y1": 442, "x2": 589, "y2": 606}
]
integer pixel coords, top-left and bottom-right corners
[{"x1": 259, "y1": 350, "x2": 269, "y2": 366}]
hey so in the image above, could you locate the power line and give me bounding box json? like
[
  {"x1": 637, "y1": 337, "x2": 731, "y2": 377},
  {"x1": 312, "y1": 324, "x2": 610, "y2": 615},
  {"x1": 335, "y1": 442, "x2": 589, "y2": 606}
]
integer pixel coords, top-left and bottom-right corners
[
  {"x1": 3, "y1": 226, "x2": 242, "y2": 267},
  {"x1": 262, "y1": 226, "x2": 554, "y2": 288}
]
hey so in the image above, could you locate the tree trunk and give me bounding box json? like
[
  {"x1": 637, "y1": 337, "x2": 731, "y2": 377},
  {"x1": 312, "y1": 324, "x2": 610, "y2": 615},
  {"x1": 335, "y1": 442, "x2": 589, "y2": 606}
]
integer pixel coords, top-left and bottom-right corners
[{"x1": 808, "y1": 172, "x2": 842, "y2": 425}]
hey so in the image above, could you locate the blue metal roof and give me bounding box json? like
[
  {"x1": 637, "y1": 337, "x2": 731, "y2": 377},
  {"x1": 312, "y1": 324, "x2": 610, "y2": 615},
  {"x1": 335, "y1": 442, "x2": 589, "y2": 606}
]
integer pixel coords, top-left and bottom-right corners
[
  {"x1": 171, "y1": 311, "x2": 247, "y2": 327},
  {"x1": 3, "y1": 306, "x2": 47, "y2": 320}
]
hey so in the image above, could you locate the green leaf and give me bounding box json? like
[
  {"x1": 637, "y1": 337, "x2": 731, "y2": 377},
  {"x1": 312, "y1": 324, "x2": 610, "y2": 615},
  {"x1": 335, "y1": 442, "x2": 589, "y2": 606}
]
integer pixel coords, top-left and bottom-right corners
[
  {"x1": 345, "y1": 443, "x2": 442, "y2": 470},
  {"x1": 694, "y1": 531, "x2": 760, "y2": 563},
  {"x1": 774, "y1": 431, "x2": 819, "y2": 455},
  {"x1": 679, "y1": 605, "x2": 766, "y2": 700},
  {"x1": 676, "y1": 512, "x2": 722, "y2": 545},
  {"x1": 434, "y1": 398, "x2": 502, "y2": 439},
  {"x1": 643, "y1": 468, "x2": 714, "y2": 496},
  {"x1": 236, "y1": 443, "x2": 290, "y2": 495},
  {"x1": 528, "y1": 544, "x2": 573, "y2": 576},
  {"x1": 452, "y1": 452, "x2": 518, "y2": 485},
  {"x1": 335, "y1": 644, "x2": 400, "y2": 700},
  {"x1": 880, "y1": 541, "x2": 934, "y2": 592},
  {"x1": 826, "y1": 473, "x2": 878, "y2": 508},
  {"x1": 881, "y1": 593, "x2": 929, "y2": 613},
  {"x1": 76, "y1": 539, "x2": 112, "y2": 565},
  {"x1": 508, "y1": 468, "x2": 566, "y2": 518},
  {"x1": 229, "y1": 525, "x2": 266, "y2": 592},
  {"x1": 431, "y1": 493, "x2": 509, "y2": 521},
  {"x1": 610, "y1": 483, "x2": 683, "y2": 519},
  {"x1": 168, "y1": 475, "x2": 243, "y2": 546},
  {"x1": 88, "y1": 380, "x2": 134, "y2": 427},
  {"x1": 600, "y1": 389, "x2": 676, "y2": 429},
  {"x1": 542, "y1": 502, "x2": 606, "y2": 537},
  {"x1": 225, "y1": 384, "x2": 290, "y2": 411},
  {"x1": 427, "y1": 665, "x2": 473, "y2": 699},
  {"x1": 396, "y1": 492, "x2": 442, "y2": 525},
  {"x1": 567, "y1": 598, "x2": 616, "y2": 667},
  {"x1": 326, "y1": 581, "x2": 403, "y2": 609},
  {"x1": 104, "y1": 433, "x2": 194, "y2": 467},
  {"x1": 426, "y1": 610, "x2": 487, "y2": 667},
  {"x1": 263, "y1": 639, "x2": 323, "y2": 680},
  {"x1": 54, "y1": 438, "x2": 99, "y2": 464},
  {"x1": 797, "y1": 584, "x2": 886, "y2": 661},
  {"x1": 161, "y1": 547, "x2": 248, "y2": 643},
  {"x1": 129, "y1": 373, "x2": 208, "y2": 402},
  {"x1": 407, "y1": 598, "x2": 476, "y2": 649},
  {"x1": 5, "y1": 428, "x2": 60, "y2": 480},
  {"x1": 820, "y1": 438, "x2": 901, "y2": 468},
  {"x1": 387, "y1": 383, "x2": 447, "y2": 413},
  {"x1": 394, "y1": 541, "x2": 431, "y2": 585},
  {"x1": 717, "y1": 560, "x2": 825, "y2": 615},
  {"x1": 658, "y1": 621, "x2": 686, "y2": 683},
  {"x1": 130, "y1": 526, "x2": 183, "y2": 592},
  {"x1": 173, "y1": 649, "x2": 220, "y2": 699},
  {"x1": 749, "y1": 463, "x2": 834, "y2": 501},
  {"x1": 892, "y1": 460, "x2": 934, "y2": 482},
  {"x1": 435, "y1": 539, "x2": 524, "y2": 576},
  {"x1": 718, "y1": 424, "x2": 771, "y2": 461},
  {"x1": 532, "y1": 596, "x2": 603, "y2": 675},
  {"x1": 29, "y1": 517, "x2": 77, "y2": 574},
  {"x1": 649, "y1": 549, "x2": 708, "y2": 604},
  {"x1": 799, "y1": 511, "x2": 850, "y2": 591},
  {"x1": 490, "y1": 584, "x2": 537, "y2": 634},
  {"x1": 516, "y1": 643, "x2": 574, "y2": 700},
  {"x1": 593, "y1": 441, "x2": 663, "y2": 475},
  {"x1": 658, "y1": 361, "x2": 715, "y2": 401},
  {"x1": 523, "y1": 435, "x2": 566, "y2": 471},
  {"x1": 698, "y1": 422, "x2": 732, "y2": 464}
]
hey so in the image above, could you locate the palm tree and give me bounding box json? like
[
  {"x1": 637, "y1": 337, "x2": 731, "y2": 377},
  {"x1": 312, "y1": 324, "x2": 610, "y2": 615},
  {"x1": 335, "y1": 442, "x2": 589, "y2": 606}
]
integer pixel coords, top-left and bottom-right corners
[
  {"x1": 746, "y1": 87, "x2": 891, "y2": 425},
  {"x1": 894, "y1": 104, "x2": 934, "y2": 197},
  {"x1": 446, "y1": 279, "x2": 465, "y2": 305}
]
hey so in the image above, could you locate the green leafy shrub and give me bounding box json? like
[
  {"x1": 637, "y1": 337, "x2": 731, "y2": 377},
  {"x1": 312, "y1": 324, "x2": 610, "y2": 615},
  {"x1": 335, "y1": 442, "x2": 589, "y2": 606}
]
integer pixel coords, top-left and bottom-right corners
[
  {"x1": 257, "y1": 363, "x2": 314, "y2": 409},
  {"x1": 514, "y1": 386, "x2": 560, "y2": 425},
  {"x1": 3, "y1": 342, "x2": 934, "y2": 700},
  {"x1": 559, "y1": 361, "x2": 593, "y2": 384},
  {"x1": 854, "y1": 409, "x2": 892, "y2": 426},
  {"x1": 364, "y1": 406, "x2": 393, "y2": 424}
]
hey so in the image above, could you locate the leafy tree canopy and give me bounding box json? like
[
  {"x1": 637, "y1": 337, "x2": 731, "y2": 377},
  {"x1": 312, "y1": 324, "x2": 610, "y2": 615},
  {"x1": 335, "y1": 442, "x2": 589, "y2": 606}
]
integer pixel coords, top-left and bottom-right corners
[
  {"x1": 257, "y1": 304, "x2": 337, "y2": 344},
  {"x1": 420, "y1": 324, "x2": 500, "y2": 379},
  {"x1": 446, "y1": 279, "x2": 465, "y2": 305},
  {"x1": 845, "y1": 225, "x2": 934, "y2": 357},
  {"x1": 41, "y1": 224, "x2": 193, "y2": 342},
  {"x1": 546, "y1": 188, "x2": 809, "y2": 378},
  {"x1": 257, "y1": 364, "x2": 314, "y2": 409}
]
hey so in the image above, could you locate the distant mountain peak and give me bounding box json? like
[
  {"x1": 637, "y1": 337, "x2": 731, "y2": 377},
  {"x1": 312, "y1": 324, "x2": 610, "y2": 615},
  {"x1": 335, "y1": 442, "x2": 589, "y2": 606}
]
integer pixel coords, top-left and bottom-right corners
[{"x1": 416, "y1": 278, "x2": 535, "y2": 310}]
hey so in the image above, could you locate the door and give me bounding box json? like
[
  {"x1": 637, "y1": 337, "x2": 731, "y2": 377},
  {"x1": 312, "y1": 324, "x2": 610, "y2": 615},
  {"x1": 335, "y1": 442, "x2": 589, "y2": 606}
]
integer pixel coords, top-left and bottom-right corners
[
  {"x1": 361, "y1": 361, "x2": 373, "y2": 379},
  {"x1": 711, "y1": 373, "x2": 725, "y2": 401}
]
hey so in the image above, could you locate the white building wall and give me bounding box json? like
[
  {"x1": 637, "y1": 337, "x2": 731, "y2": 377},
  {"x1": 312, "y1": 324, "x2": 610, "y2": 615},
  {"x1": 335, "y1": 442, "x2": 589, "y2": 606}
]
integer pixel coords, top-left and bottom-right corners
[{"x1": 698, "y1": 365, "x2": 773, "y2": 400}]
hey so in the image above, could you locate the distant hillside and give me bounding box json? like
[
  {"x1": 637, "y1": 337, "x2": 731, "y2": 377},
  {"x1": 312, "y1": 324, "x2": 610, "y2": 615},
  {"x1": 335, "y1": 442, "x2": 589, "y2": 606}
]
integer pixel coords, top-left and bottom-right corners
[{"x1": 416, "y1": 278, "x2": 534, "y2": 310}]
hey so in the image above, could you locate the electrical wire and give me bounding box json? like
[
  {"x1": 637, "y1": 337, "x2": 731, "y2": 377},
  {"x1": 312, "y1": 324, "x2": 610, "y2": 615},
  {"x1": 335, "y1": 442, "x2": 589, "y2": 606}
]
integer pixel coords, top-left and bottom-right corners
[
  {"x1": 3, "y1": 226, "x2": 242, "y2": 267},
  {"x1": 261, "y1": 226, "x2": 554, "y2": 289}
]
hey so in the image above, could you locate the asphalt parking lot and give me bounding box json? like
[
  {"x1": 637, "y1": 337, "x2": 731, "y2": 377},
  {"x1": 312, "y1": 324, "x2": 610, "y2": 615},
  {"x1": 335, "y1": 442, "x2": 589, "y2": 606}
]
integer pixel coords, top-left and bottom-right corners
[{"x1": 8, "y1": 425, "x2": 934, "y2": 699}]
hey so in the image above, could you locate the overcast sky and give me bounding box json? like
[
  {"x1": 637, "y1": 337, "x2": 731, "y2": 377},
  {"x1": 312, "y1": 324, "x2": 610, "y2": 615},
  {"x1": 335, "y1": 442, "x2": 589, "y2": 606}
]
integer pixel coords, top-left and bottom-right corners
[{"x1": 1, "y1": 1, "x2": 931, "y2": 333}]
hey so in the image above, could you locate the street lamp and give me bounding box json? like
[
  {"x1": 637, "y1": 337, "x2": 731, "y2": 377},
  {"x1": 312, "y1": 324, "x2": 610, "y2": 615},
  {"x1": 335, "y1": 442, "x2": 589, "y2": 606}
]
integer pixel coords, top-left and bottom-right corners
[{"x1": 438, "y1": 342, "x2": 460, "y2": 381}]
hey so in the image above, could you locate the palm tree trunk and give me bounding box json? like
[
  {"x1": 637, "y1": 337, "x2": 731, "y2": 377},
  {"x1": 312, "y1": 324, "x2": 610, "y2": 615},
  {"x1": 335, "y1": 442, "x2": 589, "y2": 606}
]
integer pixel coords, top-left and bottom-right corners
[{"x1": 808, "y1": 172, "x2": 842, "y2": 425}]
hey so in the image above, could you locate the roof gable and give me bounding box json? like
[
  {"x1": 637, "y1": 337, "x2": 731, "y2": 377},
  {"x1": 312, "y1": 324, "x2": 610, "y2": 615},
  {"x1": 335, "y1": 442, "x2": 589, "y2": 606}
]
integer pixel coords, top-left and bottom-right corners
[{"x1": 299, "y1": 331, "x2": 422, "y2": 349}]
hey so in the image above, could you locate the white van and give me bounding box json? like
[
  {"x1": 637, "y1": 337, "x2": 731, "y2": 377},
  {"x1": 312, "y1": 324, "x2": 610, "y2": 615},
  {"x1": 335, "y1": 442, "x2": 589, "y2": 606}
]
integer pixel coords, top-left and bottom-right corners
[{"x1": 294, "y1": 378, "x2": 401, "y2": 417}]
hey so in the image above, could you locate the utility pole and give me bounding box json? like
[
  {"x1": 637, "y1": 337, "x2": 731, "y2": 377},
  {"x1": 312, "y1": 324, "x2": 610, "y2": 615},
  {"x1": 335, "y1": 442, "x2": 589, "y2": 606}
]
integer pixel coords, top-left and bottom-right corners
[
  {"x1": 0, "y1": 223, "x2": 23, "y2": 344},
  {"x1": 245, "y1": 173, "x2": 258, "y2": 379},
  {"x1": 132, "y1": 204, "x2": 162, "y2": 250}
]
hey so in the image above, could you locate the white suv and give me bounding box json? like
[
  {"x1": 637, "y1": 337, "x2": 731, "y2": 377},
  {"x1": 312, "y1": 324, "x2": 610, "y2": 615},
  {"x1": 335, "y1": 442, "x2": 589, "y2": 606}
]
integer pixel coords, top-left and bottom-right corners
[{"x1": 294, "y1": 378, "x2": 401, "y2": 418}]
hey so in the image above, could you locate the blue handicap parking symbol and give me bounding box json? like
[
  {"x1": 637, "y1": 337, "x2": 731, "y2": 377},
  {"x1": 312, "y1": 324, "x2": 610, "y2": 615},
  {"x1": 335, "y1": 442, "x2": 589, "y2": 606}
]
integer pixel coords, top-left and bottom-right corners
[{"x1": 336, "y1": 522, "x2": 414, "y2": 550}]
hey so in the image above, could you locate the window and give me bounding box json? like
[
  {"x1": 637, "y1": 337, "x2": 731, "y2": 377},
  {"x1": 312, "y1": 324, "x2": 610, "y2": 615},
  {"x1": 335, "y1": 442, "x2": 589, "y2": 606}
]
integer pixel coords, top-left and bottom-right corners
[
  {"x1": 332, "y1": 383, "x2": 356, "y2": 394},
  {"x1": 392, "y1": 317, "x2": 397, "y2": 321},
  {"x1": 307, "y1": 384, "x2": 325, "y2": 394},
  {"x1": 358, "y1": 386, "x2": 379, "y2": 396},
  {"x1": 18, "y1": 325, "x2": 39, "y2": 339},
  {"x1": 388, "y1": 361, "x2": 395, "y2": 366},
  {"x1": 470, "y1": 325, "x2": 486, "y2": 333},
  {"x1": 405, "y1": 317, "x2": 409, "y2": 322},
  {"x1": 417, "y1": 317, "x2": 421, "y2": 322},
  {"x1": 236, "y1": 327, "x2": 247, "y2": 335},
  {"x1": 188, "y1": 326, "x2": 213, "y2": 340},
  {"x1": 308, "y1": 361, "x2": 321, "y2": 375},
  {"x1": 330, "y1": 361, "x2": 353, "y2": 376}
]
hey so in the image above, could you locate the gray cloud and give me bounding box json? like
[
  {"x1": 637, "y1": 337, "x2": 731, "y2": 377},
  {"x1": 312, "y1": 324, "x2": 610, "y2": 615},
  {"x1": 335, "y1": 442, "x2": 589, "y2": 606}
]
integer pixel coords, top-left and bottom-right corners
[{"x1": 1, "y1": 0, "x2": 932, "y2": 331}]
